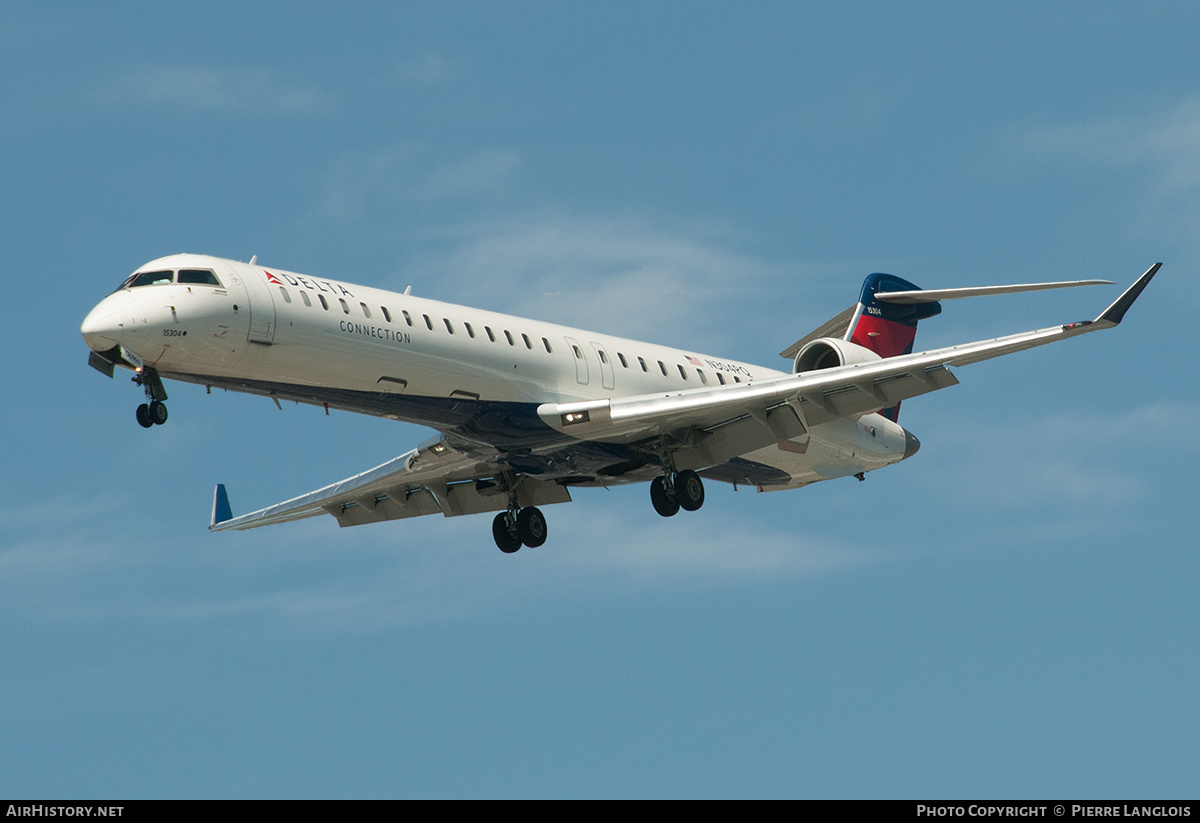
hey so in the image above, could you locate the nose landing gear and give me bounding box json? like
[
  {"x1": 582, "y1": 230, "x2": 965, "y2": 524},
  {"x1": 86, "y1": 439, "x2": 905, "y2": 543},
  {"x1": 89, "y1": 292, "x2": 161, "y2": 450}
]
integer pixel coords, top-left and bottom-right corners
[{"x1": 133, "y1": 368, "x2": 169, "y2": 428}]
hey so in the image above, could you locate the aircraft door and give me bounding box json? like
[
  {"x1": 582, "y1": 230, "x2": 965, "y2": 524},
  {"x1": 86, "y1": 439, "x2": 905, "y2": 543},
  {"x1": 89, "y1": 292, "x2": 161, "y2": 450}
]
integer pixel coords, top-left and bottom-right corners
[
  {"x1": 591, "y1": 342, "x2": 615, "y2": 390},
  {"x1": 564, "y1": 336, "x2": 589, "y2": 385},
  {"x1": 223, "y1": 262, "x2": 276, "y2": 344}
]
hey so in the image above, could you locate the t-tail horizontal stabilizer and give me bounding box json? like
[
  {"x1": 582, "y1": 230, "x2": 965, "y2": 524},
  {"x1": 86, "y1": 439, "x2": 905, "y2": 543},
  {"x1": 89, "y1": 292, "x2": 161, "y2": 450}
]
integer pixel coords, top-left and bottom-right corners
[{"x1": 874, "y1": 278, "x2": 1114, "y2": 304}]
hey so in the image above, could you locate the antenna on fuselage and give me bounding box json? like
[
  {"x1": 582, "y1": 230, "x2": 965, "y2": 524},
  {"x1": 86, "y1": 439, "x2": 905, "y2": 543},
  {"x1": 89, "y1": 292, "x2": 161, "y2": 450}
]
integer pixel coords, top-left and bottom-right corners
[
  {"x1": 404, "y1": 286, "x2": 412, "y2": 295},
  {"x1": 249, "y1": 255, "x2": 257, "y2": 265}
]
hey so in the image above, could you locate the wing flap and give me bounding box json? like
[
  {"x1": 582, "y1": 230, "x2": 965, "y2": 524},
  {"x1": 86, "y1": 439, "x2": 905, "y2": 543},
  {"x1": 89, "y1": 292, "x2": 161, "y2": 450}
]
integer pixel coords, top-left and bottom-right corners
[{"x1": 333, "y1": 488, "x2": 443, "y2": 527}]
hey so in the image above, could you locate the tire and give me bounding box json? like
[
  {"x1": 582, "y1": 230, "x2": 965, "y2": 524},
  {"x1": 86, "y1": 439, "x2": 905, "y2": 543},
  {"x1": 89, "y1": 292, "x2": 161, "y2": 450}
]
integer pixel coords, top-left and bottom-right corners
[
  {"x1": 149, "y1": 400, "x2": 168, "y2": 425},
  {"x1": 650, "y1": 476, "x2": 680, "y2": 517},
  {"x1": 675, "y1": 469, "x2": 705, "y2": 512},
  {"x1": 516, "y1": 507, "x2": 548, "y2": 548},
  {"x1": 493, "y1": 512, "x2": 522, "y2": 553},
  {"x1": 136, "y1": 404, "x2": 153, "y2": 428}
]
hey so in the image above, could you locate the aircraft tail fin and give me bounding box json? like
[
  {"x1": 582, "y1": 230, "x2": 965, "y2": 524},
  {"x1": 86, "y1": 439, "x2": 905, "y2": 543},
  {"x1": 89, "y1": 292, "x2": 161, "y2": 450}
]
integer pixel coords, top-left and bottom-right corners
[
  {"x1": 846, "y1": 273, "x2": 943, "y2": 360},
  {"x1": 777, "y1": 274, "x2": 944, "y2": 364},
  {"x1": 845, "y1": 274, "x2": 942, "y2": 421}
]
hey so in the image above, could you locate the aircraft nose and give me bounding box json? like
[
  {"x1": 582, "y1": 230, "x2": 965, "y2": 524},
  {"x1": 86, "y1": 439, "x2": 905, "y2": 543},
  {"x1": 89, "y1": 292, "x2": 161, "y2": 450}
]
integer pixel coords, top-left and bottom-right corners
[
  {"x1": 81, "y1": 302, "x2": 122, "y2": 351},
  {"x1": 903, "y1": 430, "x2": 921, "y2": 459}
]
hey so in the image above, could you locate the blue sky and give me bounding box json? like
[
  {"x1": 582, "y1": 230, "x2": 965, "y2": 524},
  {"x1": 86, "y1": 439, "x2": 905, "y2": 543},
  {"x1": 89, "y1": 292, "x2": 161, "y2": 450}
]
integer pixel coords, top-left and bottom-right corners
[{"x1": 2, "y1": 1, "x2": 1197, "y2": 798}]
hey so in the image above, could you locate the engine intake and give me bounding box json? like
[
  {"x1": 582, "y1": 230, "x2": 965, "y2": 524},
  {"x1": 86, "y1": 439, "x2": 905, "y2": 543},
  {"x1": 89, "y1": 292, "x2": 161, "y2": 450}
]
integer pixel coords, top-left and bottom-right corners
[{"x1": 793, "y1": 337, "x2": 882, "y2": 373}]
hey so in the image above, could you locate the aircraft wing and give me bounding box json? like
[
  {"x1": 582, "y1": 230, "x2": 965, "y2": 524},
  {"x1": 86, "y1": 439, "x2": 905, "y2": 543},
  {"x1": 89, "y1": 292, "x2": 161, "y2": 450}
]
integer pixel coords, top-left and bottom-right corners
[
  {"x1": 209, "y1": 435, "x2": 571, "y2": 531},
  {"x1": 538, "y1": 263, "x2": 1160, "y2": 444}
]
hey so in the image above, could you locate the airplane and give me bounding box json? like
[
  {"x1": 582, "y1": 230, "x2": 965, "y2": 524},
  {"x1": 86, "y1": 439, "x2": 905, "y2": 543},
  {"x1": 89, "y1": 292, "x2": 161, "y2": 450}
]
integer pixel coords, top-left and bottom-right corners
[{"x1": 80, "y1": 253, "x2": 1159, "y2": 552}]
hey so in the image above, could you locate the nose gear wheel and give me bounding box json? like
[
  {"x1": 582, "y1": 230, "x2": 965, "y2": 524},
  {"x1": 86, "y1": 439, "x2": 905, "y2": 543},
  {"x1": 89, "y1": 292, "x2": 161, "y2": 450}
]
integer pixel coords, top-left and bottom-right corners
[{"x1": 133, "y1": 368, "x2": 169, "y2": 427}]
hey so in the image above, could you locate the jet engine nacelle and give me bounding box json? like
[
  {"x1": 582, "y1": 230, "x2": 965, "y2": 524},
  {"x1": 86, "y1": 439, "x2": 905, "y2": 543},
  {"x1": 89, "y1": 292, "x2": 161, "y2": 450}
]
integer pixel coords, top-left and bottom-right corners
[{"x1": 792, "y1": 337, "x2": 883, "y2": 373}]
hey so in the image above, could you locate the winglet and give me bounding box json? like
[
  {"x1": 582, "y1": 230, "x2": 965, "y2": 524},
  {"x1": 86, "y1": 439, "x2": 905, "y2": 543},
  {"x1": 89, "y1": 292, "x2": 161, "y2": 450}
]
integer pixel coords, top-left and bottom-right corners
[
  {"x1": 211, "y1": 484, "x2": 233, "y2": 528},
  {"x1": 1095, "y1": 263, "x2": 1161, "y2": 325}
]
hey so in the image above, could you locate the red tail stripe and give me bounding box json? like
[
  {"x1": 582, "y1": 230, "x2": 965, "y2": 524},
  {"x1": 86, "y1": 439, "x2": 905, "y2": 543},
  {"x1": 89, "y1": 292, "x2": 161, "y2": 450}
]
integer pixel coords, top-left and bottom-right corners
[{"x1": 849, "y1": 314, "x2": 917, "y2": 359}]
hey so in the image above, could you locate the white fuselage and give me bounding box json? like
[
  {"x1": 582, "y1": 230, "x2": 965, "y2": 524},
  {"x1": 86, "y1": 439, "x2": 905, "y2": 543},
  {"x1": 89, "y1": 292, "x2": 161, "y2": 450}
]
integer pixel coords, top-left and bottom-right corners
[{"x1": 82, "y1": 254, "x2": 911, "y2": 488}]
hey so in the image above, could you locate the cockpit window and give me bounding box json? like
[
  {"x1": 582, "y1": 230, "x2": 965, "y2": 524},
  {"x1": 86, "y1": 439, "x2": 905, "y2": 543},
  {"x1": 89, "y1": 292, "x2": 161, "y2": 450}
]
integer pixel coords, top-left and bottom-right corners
[
  {"x1": 117, "y1": 267, "x2": 224, "y2": 291},
  {"x1": 178, "y1": 269, "x2": 221, "y2": 286},
  {"x1": 125, "y1": 270, "x2": 174, "y2": 288}
]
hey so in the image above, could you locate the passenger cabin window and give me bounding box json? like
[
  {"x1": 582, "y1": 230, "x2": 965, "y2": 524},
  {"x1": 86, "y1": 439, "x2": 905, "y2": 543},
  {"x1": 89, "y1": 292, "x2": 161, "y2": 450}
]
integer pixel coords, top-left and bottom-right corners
[
  {"x1": 618, "y1": 353, "x2": 628, "y2": 368},
  {"x1": 402, "y1": 310, "x2": 413, "y2": 327},
  {"x1": 485, "y1": 326, "x2": 495, "y2": 342},
  {"x1": 465, "y1": 322, "x2": 475, "y2": 338},
  {"x1": 360, "y1": 303, "x2": 372, "y2": 318},
  {"x1": 658, "y1": 360, "x2": 667, "y2": 376},
  {"x1": 572, "y1": 345, "x2": 583, "y2": 359},
  {"x1": 677, "y1": 365, "x2": 688, "y2": 380},
  {"x1": 717, "y1": 373, "x2": 726, "y2": 385},
  {"x1": 301, "y1": 292, "x2": 312, "y2": 307},
  {"x1": 638, "y1": 357, "x2": 647, "y2": 372},
  {"x1": 697, "y1": 369, "x2": 707, "y2": 384},
  {"x1": 504, "y1": 330, "x2": 514, "y2": 346},
  {"x1": 278, "y1": 287, "x2": 292, "y2": 303},
  {"x1": 599, "y1": 351, "x2": 609, "y2": 364},
  {"x1": 339, "y1": 298, "x2": 350, "y2": 314},
  {"x1": 423, "y1": 315, "x2": 433, "y2": 330},
  {"x1": 542, "y1": 338, "x2": 553, "y2": 353},
  {"x1": 521, "y1": 333, "x2": 532, "y2": 350},
  {"x1": 444, "y1": 318, "x2": 454, "y2": 334},
  {"x1": 381, "y1": 307, "x2": 392, "y2": 322},
  {"x1": 318, "y1": 294, "x2": 329, "y2": 310},
  {"x1": 178, "y1": 269, "x2": 220, "y2": 286}
]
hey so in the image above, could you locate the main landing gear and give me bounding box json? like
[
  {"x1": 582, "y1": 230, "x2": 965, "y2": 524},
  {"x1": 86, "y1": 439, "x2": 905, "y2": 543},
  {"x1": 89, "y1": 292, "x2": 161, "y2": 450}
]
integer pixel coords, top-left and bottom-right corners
[
  {"x1": 650, "y1": 469, "x2": 705, "y2": 517},
  {"x1": 492, "y1": 505, "x2": 547, "y2": 553},
  {"x1": 136, "y1": 400, "x2": 168, "y2": 428},
  {"x1": 133, "y1": 368, "x2": 168, "y2": 428}
]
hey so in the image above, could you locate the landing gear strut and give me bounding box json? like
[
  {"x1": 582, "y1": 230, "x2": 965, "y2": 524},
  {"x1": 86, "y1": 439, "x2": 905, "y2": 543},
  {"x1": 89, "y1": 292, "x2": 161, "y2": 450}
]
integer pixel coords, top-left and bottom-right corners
[
  {"x1": 133, "y1": 368, "x2": 169, "y2": 428},
  {"x1": 650, "y1": 468, "x2": 705, "y2": 517},
  {"x1": 650, "y1": 475, "x2": 679, "y2": 517}
]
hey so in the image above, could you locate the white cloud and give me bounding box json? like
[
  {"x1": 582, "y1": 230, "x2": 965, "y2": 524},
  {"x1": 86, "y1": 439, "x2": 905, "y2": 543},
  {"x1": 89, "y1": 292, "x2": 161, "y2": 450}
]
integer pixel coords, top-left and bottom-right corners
[
  {"x1": 399, "y1": 212, "x2": 793, "y2": 350},
  {"x1": 305, "y1": 144, "x2": 804, "y2": 351},
  {"x1": 0, "y1": 484, "x2": 876, "y2": 630},
  {"x1": 922, "y1": 400, "x2": 1198, "y2": 512},
  {"x1": 95, "y1": 66, "x2": 336, "y2": 115},
  {"x1": 310, "y1": 147, "x2": 520, "y2": 221},
  {"x1": 406, "y1": 149, "x2": 520, "y2": 203},
  {"x1": 179, "y1": 508, "x2": 879, "y2": 628},
  {"x1": 547, "y1": 503, "x2": 874, "y2": 584},
  {"x1": 392, "y1": 51, "x2": 453, "y2": 84},
  {"x1": 1017, "y1": 95, "x2": 1200, "y2": 250},
  {"x1": 310, "y1": 145, "x2": 423, "y2": 221}
]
